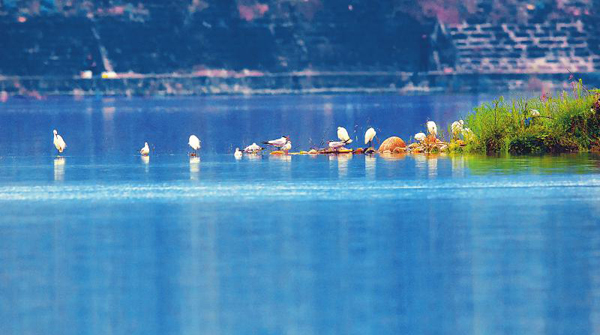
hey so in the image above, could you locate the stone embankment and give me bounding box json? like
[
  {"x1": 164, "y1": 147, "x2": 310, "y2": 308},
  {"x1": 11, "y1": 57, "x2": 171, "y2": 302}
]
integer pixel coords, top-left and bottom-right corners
[{"x1": 445, "y1": 21, "x2": 599, "y2": 74}]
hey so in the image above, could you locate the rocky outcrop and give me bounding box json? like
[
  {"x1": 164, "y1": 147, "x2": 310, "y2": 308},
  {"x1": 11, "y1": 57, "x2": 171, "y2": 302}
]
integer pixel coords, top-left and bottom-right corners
[{"x1": 378, "y1": 137, "x2": 406, "y2": 153}]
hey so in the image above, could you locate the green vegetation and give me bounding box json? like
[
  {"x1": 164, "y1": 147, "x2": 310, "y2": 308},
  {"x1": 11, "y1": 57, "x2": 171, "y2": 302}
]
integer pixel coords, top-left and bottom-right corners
[{"x1": 463, "y1": 80, "x2": 600, "y2": 154}]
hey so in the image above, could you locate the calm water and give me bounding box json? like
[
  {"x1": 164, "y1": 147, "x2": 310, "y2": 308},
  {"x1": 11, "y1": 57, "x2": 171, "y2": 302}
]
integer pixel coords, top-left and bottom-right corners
[{"x1": 1, "y1": 95, "x2": 600, "y2": 335}]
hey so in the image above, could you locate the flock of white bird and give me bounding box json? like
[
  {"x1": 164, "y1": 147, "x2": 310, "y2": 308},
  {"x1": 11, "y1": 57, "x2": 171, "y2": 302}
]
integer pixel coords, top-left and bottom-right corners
[
  {"x1": 412, "y1": 120, "x2": 473, "y2": 144},
  {"x1": 51, "y1": 120, "x2": 472, "y2": 157}
]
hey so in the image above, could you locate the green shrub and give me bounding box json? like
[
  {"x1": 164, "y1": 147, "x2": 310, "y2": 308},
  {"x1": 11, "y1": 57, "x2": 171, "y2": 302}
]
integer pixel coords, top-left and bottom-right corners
[
  {"x1": 508, "y1": 128, "x2": 578, "y2": 154},
  {"x1": 465, "y1": 80, "x2": 600, "y2": 154}
]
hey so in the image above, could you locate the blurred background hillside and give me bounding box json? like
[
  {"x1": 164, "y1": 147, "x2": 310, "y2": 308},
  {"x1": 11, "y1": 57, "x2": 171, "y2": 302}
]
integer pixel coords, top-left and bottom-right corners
[{"x1": 0, "y1": 0, "x2": 599, "y2": 96}]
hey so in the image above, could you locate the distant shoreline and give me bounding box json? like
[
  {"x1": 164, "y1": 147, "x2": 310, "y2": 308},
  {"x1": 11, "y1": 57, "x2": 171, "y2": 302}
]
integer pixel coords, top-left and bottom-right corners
[{"x1": 1, "y1": 72, "x2": 599, "y2": 98}]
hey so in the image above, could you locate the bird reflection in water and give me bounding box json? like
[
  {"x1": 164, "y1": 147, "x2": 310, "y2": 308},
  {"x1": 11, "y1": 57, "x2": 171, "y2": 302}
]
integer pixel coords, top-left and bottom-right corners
[
  {"x1": 141, "y1": 155, "x2": 150, "y2": 173},
  {"x1": 451, "y1": 155, "x2": 465, "y2": 178},
  {"x1": 269, "y1": 154, "x2": 291, "y2": 162},
  {"x1": 365, "y1": 155, "x2": 376, "y2": 180},
  {"x1": 428, "y1": 155, "x2": 438, "y2": 178},
  {"x1": 245, "y1": 153, "x2": 262, "y2": 161},
  {"x1": 189, "y1": 156, "x2": 200, "y2": 180},
  {"x1": 54, "y1": 157, "x2": 65, "y2": 181},
  {"x1": 329, "y1": 153, "x2": 352, "y2": 178},
  {"x1": 414, "y1": 154, "x2": 427, "y2": 175},
  {"x1": 270, "y1": 154, "x2": 291, "y2": 177}
]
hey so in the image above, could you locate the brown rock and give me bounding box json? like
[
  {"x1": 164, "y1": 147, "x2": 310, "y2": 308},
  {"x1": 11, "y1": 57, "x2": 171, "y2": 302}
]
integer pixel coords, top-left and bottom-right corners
[{"x1": 378, "y1": 137, "x2": 406, "y2": 153}]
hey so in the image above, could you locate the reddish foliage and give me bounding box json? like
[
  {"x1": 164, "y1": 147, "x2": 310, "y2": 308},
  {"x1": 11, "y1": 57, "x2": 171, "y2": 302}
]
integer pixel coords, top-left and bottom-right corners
[{"x1": 238, "y1": 2, "x2": 269, "y2": 21}]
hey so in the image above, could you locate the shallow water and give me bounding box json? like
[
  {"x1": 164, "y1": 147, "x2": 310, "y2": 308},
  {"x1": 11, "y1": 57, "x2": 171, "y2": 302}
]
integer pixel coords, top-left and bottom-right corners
[{"x1": 1, "y1": 95, "x2": 600, "y2": 335}]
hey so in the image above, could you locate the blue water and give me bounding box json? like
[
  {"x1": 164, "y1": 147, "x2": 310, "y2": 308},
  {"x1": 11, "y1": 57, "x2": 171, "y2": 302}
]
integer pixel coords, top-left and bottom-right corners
[{"x1": 1, "y1": 95, "x2": 600, "y2": 335}]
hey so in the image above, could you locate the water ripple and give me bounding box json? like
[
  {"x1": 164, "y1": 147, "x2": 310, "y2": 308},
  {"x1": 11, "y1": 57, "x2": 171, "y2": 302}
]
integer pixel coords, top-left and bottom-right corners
[{"x1": 1, "y1": 176, "x2": 600, "y2": 202}]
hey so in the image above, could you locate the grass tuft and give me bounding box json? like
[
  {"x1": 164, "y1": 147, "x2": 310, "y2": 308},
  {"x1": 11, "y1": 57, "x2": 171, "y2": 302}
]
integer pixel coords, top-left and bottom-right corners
[{"x1": 463, "y1": 80, "x2": 600, "y2": 154}]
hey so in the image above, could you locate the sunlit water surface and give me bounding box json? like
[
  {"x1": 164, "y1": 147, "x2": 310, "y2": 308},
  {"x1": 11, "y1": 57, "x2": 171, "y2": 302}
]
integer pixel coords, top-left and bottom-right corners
[{"x1": 1, "y1": 95, "x2": 600, "y2": 335}]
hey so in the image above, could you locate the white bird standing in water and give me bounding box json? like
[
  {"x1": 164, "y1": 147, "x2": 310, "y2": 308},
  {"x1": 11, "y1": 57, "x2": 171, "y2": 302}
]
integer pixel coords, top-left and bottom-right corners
[
  {"x1": 140, "y1": 142, "x2": 150, "y2": 156},
  {"x1": 188, "y1": 135, "x2": 201, "y2": 156},
  {"x1": 426, "y1": 121, "x2": 437, "y2": 137},
  {"x1": 414, "y1": 132, "x2": 426, "y2": 143},
  {"x1": 244, "y1": 142, "x2": 263, "y2": 153},
  {"x1": 263, "y1": 136, "x2": 290, "y2": 149},
  {"x1": 337, "y1": 127, "x2": 352, "y2": 144},
  {"x1": 234, "y1": 148, "x2": 243, "y2": 159},
  {"x1": 53, "y1": 129, "x2": 67, "y2": 154},
  {"x1": 364, "y1": 127, "x2": 376, "y2": 147}
]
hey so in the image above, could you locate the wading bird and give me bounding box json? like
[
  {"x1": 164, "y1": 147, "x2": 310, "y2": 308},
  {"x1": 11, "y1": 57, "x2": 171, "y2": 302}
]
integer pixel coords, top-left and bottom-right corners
[
  {"x1": 427, "y1": 121, "x2": 437, "y2": 137},
  {"x1": 234, "y1": 148, "x2": 243, "y2": 159},
  {"x1": 525, "y1": 109, "x2": 541, "y2": 127},
  {"x1": 140, "y1": 142, "x2": 150, "y2": 156},
  {"x1": 328, "y1": 140, "x2": 348, "y2": 150},
  {"x1": 188, "y1": 135, "x2": 201, "y2": 156},
  {"x1": 364, "y1": 127, "x2": 376, "y2": 147},
  {"x1": 244, "y1": 142, "x2": 263, "y2": 153},
  {"x1": 281, "y1": 141, "x2": 292, "y2": 153},
  {"x1": 263, "y1": 136, "x2": 290, "y2": 149},
  {"x1": 451, "y1": 120, "x2": 464, "y2": 139},
  {"x1": 53, "y1": 129, "x2": 67, "y2": 154},
  {"x1": 414, "y1": 132, "x2": 426, "y2": 143},
  {"x1": 462, "y1": 128, "x2": 474, "y2": 142},
  {"x1": 337, "y1": 127, "x2": 353, "y2": 144},
  {"x1": 327, "y1": 127, "x2": 353, "y2": 152}
]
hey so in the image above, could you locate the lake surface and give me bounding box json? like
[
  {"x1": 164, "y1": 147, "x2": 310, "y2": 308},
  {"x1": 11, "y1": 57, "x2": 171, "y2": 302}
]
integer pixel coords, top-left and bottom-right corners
[{"x1": 1, "y1": 95, "x2": 600, "y2": 335}]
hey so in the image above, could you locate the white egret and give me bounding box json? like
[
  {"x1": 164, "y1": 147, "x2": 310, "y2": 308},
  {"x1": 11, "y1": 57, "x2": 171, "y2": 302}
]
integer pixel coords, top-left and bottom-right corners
[
  {"x1": 188, "y1": 135, "x2": 201, "y2": 156},
  {"x1": 414, "y1": 132, "x2": 426, "y2": 142},
  {"x1": 364, "y1": 127, "x2": 376, "y2": 147},
  {"x1": 451, "y1": 120, "x2": 464, "y2": 139},
  {"x1": 337, "y1": 127, "x2": 352, "y2": 144},
  {"x1": 426, "y1": 121, "x2": 437, "y2": 137},
  {"x1": 525, "y1": 109, "x2": 542, "y2": 127},
  {"x1": 244, "y1": 142, "x2": 264, "y2": 153},
  {"x1": 462, "y1": 128, "x2": 474, "y2": 142},
  {"x1": 53, "y1": 129, "x2": 67, "y2": 154},
  {"x1": 140, "y1": 142, "x2": 150, "y2": 156},
  {"x1": 263, "y1": 136, "x2": 290, "y2": 149},
  {"x1": 234, "y1": 148, "x2": 243, "y2": 159}
]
